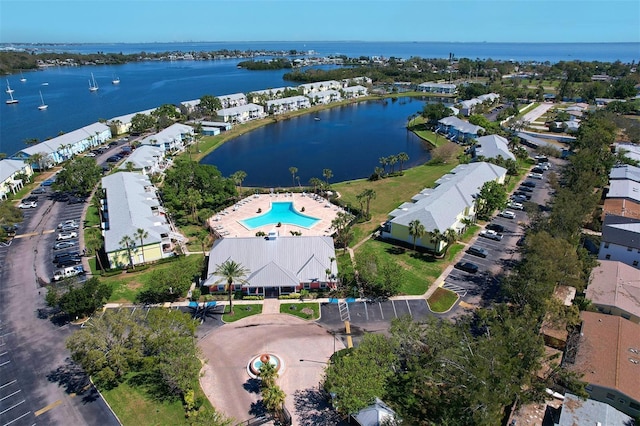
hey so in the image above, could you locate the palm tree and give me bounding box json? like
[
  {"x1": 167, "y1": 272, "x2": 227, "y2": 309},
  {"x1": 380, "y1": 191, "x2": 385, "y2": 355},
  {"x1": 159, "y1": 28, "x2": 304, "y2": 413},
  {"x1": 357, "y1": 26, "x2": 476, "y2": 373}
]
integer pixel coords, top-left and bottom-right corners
[
  {"x1": 213, "y1": 260, "x2": 250, "y2": 315},
  {"x1": 185, "y1": 188, "x2": 203, "y2": 223},
  {"x1": 262, "y1": 385, "x2": 286, "y2": 413},
  {"x1": 289, "y1": 166, "x2": 298, "y2": 187},
  {"x1": 408, "y1": 219, "x2": 425, "y2": 251},
  {"x1": 309, "y1": 177, "x2": 323, "y2": 194},
  {"x1": 397, "y1": 152, "x2": 409, "y2": 173},
  {"x1": 85, "y1": 235, "x2": 105, "y2": 272},
  {"x1": 259, "y1": 361, "x2": 278, "y2": 389},
  {"x1": 362, "y1": 189, "x2": 376, "y2": 218},
  {"x1": 231, "y1": 170, "x2": 247, "y2": 195},
  {"x1": 443, "y1": 228, "x2": 458, "y2": 256},
  {"x1": 388, "y1": 155, "x2": 398, "y2": 174},
  {"x1": 379, "y1": 157, "x2": 388, "y2": 175},
  {"x1": 134, "y1": 228, "x2": 149, "y2": 264},
  {"x1": 322, "y1": 168, "x2": 333, "y2": 187},
  {"x1": 119, "y1": 235, "x2": 136, "y2": 269},
  {"x1": 429, "y1": 228, "x2": 443, "y2": 254}
]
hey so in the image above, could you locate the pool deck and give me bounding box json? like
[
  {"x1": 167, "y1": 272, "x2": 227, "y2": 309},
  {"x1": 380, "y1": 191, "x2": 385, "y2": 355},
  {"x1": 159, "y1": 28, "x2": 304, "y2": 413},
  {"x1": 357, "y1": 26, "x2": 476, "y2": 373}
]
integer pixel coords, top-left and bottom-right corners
[{"x1": 207, "y1": 193, "x2": 345, "y2": 238}]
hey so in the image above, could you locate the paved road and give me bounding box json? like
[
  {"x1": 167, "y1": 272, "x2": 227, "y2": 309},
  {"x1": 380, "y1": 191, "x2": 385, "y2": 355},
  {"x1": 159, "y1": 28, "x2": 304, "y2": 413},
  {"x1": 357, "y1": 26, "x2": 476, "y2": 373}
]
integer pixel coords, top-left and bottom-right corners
[{"x1": 0, "y1": 183, "x2": 119, "y2": 426}]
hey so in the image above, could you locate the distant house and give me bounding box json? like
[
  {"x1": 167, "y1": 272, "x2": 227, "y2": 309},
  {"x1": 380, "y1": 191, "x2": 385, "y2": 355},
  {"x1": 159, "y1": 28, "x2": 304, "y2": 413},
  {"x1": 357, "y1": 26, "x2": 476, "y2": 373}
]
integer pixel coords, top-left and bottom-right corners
[
  {"x1": 459, "y1": 93, "x2": 500, "y2": 116},
  {"x1": 202, "y1": 233, "x2": 338, "y2": 297},
  {"x1": 382, "y1": 162, "x2": 507, "y2": 252},
  {"x1": 566, "y1": 311, "x2": 640, "y2": 418},
  {"x1": 437, "y1": 116, "x2": 484, "y2": 142},
  {"x1": 13, "y1": 122, "x2": 111, "y2": 169},
  {"x1": 341, "y1": 85, "x2": 369, "y2": 99},
  {"x1": 603, "y1": 168, "x2": 640, "y2": 220},
  {"x1": 417, "y1": 82, "x2": 457, "y2": 94},
  {"x1": 351, "y1": 398, "x2": 400, "y2": 426},
  {"x1": 248, "y1": 87, "x2": 296, "y2": 103},
  {"x1": 139, "y1": 123, "x2": 194, "y2": 153},
  {"x1": 599, "y1": 215, "x2": 640, "y2": 268},
  {"x1": 307, "y1": 89, "x2": 341, "y2": 105},
  {"x1": 554, "y1": 393, "x2": 636, "y2": 426},
  {"x1": 472, "y1": 134, "x2": 515, "y2": 161},
  {"x1": 0, "y1": 159, "x2": 33, "y2": 200},
  {"x1": 102, "y1": 172, "x2": 176, "y2": 268},
  {"x1": 216, "y1": 103, "x2": 265, "y2": 123},
  {"x1": 107, "y1": 108, "x2": 155, "y2": 135},
  {"x1": 587, "y1": 260, "x2": 640, "y2": 323},
  {"x1": 615, "y1": 143, "x2": 640, "y2": 163},
  {"x1": 217, "y1": 93, "x2": 247, "y2": 109},
  {"x1": 179, "y1": 99, "x2": 201, "y2": 114},
  {"x1": 266, "y1": 96, "x2": 311, "y2": 115},
  {"x1": 118, "y1": 145, "x2": 166, "y2": 175},
  {"x1": 298, "y1": 80, "x2": 341, "y2": 95}
]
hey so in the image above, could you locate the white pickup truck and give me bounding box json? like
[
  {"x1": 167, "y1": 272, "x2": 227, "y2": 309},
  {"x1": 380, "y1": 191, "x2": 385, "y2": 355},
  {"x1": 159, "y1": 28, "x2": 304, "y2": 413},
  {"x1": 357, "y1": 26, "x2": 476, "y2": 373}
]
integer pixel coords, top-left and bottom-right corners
[{"x1": 480, "y1": 229, "x2": 504, "y2": 241}]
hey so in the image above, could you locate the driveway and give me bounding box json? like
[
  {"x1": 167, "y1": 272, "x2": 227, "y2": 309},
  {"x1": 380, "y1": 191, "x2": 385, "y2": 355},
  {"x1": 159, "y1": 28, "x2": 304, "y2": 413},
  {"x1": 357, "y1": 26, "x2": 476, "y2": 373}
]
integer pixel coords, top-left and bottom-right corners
[{"x1": 199, "y1": 314, "x2": 345, "y2": 425}]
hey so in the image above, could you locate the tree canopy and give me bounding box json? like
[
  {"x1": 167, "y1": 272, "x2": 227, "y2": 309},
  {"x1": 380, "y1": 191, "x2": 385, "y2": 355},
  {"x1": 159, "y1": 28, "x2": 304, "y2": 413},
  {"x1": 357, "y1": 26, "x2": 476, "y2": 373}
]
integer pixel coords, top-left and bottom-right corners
[{"x1": 53, "y1": 156, "x2": 103, "y2": 196}]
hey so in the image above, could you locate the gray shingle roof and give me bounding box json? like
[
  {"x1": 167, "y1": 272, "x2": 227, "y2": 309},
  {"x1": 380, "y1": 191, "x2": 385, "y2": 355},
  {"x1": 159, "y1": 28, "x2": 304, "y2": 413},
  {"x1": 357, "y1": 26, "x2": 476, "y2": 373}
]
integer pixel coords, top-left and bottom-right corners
[
  {"x1": 102, "y1": 172, "x2": 170, "y2": 253},
  {"x1": 438, "y1": 116, "x2": 484, "y2": 135},
  {"x1": 607, "y1": 179, "x2": 640, "y2": 202},
  {"x1": 203, "y1": 235, "x2": 337, "y2": 287},
  {"x1": 557, "y1": 393, "x2": 634, "y2": 426},
  {"x1": 602, "y1": 215, "x2": 640, "y2": 250},
  {"x1": 610, "y1": 164, "x2": 640, "y2": 183},
  {"x1": 0, "y1": 159, "x2": 29, "y2": 183},
  {"x1": 118, "y1": 145, "x2": 164, "y2": 171},
  {"x1": 474, "y1": 135, "x2": 515, "y2": 161}
]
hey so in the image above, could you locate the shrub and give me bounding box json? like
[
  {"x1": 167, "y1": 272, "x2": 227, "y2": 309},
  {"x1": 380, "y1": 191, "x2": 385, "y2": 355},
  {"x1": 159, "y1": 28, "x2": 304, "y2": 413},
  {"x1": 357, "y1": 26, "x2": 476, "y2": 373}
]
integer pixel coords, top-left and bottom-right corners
[
  {"x1": 242, "y1": 295, "x2": 264, "y2": 300},
  {"x1": 278, "y1": 293, "x2": 301, "y2": 300},
  {"x1": 191, "y1": 288, "x2": 201, "y2": 301}
]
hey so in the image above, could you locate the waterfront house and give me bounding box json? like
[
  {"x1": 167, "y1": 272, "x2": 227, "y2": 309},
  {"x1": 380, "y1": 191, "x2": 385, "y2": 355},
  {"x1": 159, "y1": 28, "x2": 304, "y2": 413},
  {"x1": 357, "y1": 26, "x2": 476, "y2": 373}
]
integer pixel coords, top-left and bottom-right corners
[
  {"x1": 341, "y1": 85, "x2": 369, "y2": 99},
  {"x1": 306, "y1": 89, "x2": 341, "y2": 105},
  {"x1": 248, "y1": 87, "x2": 297, "y2": 103},
  {"x1": 566, "y1": 311, "x2": 640, "y2": 418},
  {"x1": 179, "y1": 99, "x2": 201, "y2": 115},
  {"x1": 216, "y1": 103, "x2": 265, "y2": 123},
  {"x1": 102, "y1": 172, "x2": 176, "y2": 268},
  {"x1": 599, "y1": 215, "x2": 640, "y2": 269},
  {"x1": 203, "y1": 232, "x2": 338, "y2": 297},
  {"x1": 587, "y1": 260, "x2": 640, "y2": 324},
  {"x1": 139, "y1": 123, "x2": 194, "y2": 153},
  {"x1": 381, "y1": 162, "x2": 507, "y2": 252},
  {"x1": 437, "y1": 116, "x2": 484, "y2": 142},
  {"x1": 0, "y1": 159, "x2": 33, "y2": 200},
  {"x1": 298, "y1": 80, "x2": 341, "y2": 95},
  {"x1": 459, "y1": 93, "x2": 500, "y2": 116},
  {"x1": 118, "y1": 145, "x2": 166, "y2": 175},
  {"x1": 107, "y1": 108, "x2": 155, "y2": 135},
  {"x1": 266, "y1": 96, "x2": 311, "y2": 115},
  {"x1": 416, "y1": 82, "x2": 457, "y2": 94},
  {"x1": 472, "y1": 134, "x2": 515, "y2": 161},
  {"x1": 217, "y1": 93, "x2": 247, "y2": 109},
  {"x1": 13, "y1": 122, "x2": 111, "y2": 169}
]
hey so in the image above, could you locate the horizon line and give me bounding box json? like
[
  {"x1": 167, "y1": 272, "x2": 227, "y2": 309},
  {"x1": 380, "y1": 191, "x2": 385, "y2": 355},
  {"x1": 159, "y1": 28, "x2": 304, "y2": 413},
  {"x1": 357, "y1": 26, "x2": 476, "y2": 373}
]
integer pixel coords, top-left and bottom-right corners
[{"x1": 2, "y1": 40, "x2": 639, "y2": 45}]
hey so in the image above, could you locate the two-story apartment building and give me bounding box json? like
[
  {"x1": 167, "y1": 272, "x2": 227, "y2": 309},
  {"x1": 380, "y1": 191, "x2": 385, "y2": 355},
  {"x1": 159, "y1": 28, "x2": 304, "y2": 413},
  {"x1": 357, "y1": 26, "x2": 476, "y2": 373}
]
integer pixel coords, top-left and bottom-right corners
[
  {"x1": 217, "y1": 93, "x2": 247, "y2": 109},
  {"x1": 437, "y1": 116, "x2": 485, "y2": 142},
  {"x1": 341, "y1": 85, "x2": 369, "y2": 99},
  {"x1": 599, "y1": 212, "x2": 640, "y2": 269},
  {"x1": 266, "y1": 96, "x2": 311, "y2": 115},
  {"x1": 0, "y1": 159, "x2": 33, "y2": 200},
  {"x1": 416, "y1": 82, "x2": 457, "y2": 94},
  {"x1": 306, "y1": 89, "x2": 341, "y2": 105},
  {"x1": 298, "y1": 80, "x2": 341, "y2": 95},
  {"x1": 138, "y1": 123, "x2": 194, "y2": 153},
  {"x1": 216, "y1": 103, "x2": 265, "y2": 123},
  {"x1": 118, "y1": 145, "x2": 166, "y2": 175}
]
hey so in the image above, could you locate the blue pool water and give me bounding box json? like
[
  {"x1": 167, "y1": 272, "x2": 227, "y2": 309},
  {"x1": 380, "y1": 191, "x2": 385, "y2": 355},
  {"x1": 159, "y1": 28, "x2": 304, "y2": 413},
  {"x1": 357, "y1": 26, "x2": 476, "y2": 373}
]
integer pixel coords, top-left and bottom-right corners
[{"x1": 241, "y1": 202, "x2": 320, "y2": 229}]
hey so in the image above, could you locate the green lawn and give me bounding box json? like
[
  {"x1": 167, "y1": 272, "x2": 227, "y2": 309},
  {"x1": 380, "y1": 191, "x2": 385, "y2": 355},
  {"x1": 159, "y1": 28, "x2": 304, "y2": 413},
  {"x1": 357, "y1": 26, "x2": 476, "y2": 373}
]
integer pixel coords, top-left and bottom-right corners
[
  {"x1": 84, "y1": 205, "x2": 101, "y2": 228},
  {"x1": 333, "y1": 162, "x2": 459, "y2": 246},
  {"x1": 101, "y1": 379, "x2": 186, "y2": 426},
  {"x1": 104, "y1": 254, "x2": 205, "y2": 303},
  {"x1": 280, "y1": 302, "x2": 320, "y2": 320},
  {"x1": 427, "y1": 287, "x2": 459, "y2": 313},
  {"x1": 355, "y1": 238, "x2": 463, "y2": 295},
  {"x1": 222, "y1": 303, "x2": 262, "y2": 322}
]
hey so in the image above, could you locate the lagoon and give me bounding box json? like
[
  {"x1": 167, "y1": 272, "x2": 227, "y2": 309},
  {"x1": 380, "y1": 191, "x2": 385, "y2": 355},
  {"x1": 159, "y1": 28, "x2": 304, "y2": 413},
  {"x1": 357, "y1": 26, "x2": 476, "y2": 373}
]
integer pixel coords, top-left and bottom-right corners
[{"x1": 200, "y1": 97, "x2": 433, "y2": 187}]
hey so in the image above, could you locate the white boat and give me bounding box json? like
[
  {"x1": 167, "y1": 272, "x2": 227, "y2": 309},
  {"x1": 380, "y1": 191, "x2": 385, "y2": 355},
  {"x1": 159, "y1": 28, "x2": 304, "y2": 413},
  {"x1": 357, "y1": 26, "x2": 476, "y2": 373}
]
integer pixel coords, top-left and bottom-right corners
[
  {"x1": 112, "y1": 75, "x2": 120, "y2": 84},
  {"x1": 89, "y1": 73, "x2": 99, "y2": 92},
  {"x1": 38, "y1": 90, "x2": 48, "y2": 110},
  {"x1": 19, "y1": 71, "x2": 26, "y2": 82},
  {"x1": 41, "y1": 82, "x2": 49, "y2": 86},
  {"x1": 5, "y1": 80, "x2": 14, "y2": 94},
  {"x1": 6, "y1": 89, "x2": 18, "y2": 104}
]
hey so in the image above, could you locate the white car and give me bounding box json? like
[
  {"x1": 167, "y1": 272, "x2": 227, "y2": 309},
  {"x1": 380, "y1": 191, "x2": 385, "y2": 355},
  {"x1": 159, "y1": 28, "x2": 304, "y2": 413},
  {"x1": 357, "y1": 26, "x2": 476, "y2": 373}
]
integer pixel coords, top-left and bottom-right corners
[
  {"x1": 53, "y1": 266, "x2": 84, "y2": 281},
  {"x1": 480, "y1": 229, "x2": 503, "y2": 241},
  {"x1": 85, "y1": 152, "x2": 97, "y2": 157},
  {"x1": 528, "y1": 172, "x2": 543, "y2": 180},
  {"x1": 508, "y1": 201, "x2": 524, "y2": 210},
  {"x1": 18, "y1": 200, "x2": 37, "y2": 209},
  {"x1": 57, "y1": 220, "x2": 78, "y2": 229},
  {"x1": 499, "y1": 210, "x2": 516, "y2": 219},
  {"x1": 57, "y1": 231, "x2": 78, "y2": 240}
]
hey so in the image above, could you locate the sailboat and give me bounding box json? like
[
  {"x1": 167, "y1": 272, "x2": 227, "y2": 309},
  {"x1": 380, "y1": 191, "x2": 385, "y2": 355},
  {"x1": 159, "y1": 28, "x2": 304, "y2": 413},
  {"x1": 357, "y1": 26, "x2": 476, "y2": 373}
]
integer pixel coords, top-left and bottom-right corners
[
  {"x1": 38, "y1": 91, "x2": 48, "y2": 110},
  {"x1": 88, "y1": 73, "x2": 99, "y2": 92},
  {"x1": 19, "y1": 71, "x2": 26, "y2": 82},
  {"x1": 6, "y1": 88, "x2": 18, "y2": 104},
  {"x1": 112, "y1": 75, "x2": 120, "y2": 85},
  {"x1": 5, "y1": 80, "x2": 14, "y2": 94}
]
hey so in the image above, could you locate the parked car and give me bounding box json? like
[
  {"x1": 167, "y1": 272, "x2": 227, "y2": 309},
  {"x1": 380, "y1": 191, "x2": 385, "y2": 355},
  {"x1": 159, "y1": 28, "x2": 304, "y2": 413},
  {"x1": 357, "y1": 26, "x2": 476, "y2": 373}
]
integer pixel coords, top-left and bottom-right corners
[
  {"x1": 521, "y1": 181, "x2": 537, "y2": 188},
  {"x1": 68, "y1": 196, "x2": 86, "y2": 205},
  {"x1": 2, "y1": 225, "x2": 18, "y2": 237},
  {"x1": 57, "y1": 231, "x2": 78, "y2": 240},
  {"x1": 57, "y1": 219, "x2": 78, "y2": 229},
  {"x1": 498, "y1": 210, "x2": 516, "y2": 219},
  {"x1": 531, "y1": 167, "x2": 545, "y2": 174},
  {"x1": 53, "y1": 241, "x2": 77, "y2": 250},
  {"x1": 486, "y1": 223, "x2": 505, "y2": 233},
  {"x1": 480, "y1": 229, "x2": 503, "y2": 241},
  {"x1": 31, "y1": 187, "x2": 47, "y2": 194},
  {"x1": 106, "y1": 155, "x2": 122, "y2": 163},
  {"x1": 52, "y1": 192, "x2": 70, "y2": 202},
  {"x1": 512, "y1": 194, "x2": 529, "y2": 203},
  {"x1": 23, "y1": 195, "x2": 38, "y2": 202},
  {"x1": 467, "y1": 246, "x2": 489, "y2": 258},
  {"x1": 60, "y1": 223, "x2": 80, "y2": 232},
  {"x1": 85, "y1": 152, "x2": 97, "y2": 157},
  {"x1": 518, "y1": 186, "x2": 533, "y2": 193},
  {"x1": 108, "y1": 141, "x2": 119, "y2": 147},
  {"x1": 56, "y1": 257, "x2": 82, "y2": 268},
  {"x1": 41, "y1": 179, "x2": 55, "y2": 186},
  {"x1": 52, "y1": 266, "x2": 85, "y2": 282},
  {"x1": 528, "y1": 173, "x2": 543, "y2": 180},
  {"x1": 508, "y1": 201, "x2": 524, "y2": 210},
  {"x1": 53, "y1": 251, "x2": 81, "y2": 262},
  {"x1": 19, "y1": 200, "x2": 37, "y2": 209},
  {"x1": 455, "y1": 261, "x2": 479, "y2": 274}
]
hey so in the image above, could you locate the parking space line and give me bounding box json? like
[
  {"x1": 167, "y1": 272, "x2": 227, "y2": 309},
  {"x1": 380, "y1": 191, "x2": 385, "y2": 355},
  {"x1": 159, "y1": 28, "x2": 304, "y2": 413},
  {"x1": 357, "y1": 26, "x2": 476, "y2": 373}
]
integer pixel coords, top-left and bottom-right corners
[
  {"x1": 363, "y1": 301, "x2": 369, "y2": 320},
  {"x1": 378, "y1": 302, "x2": 384, "y2": 319},
  {"x1": 0, "y1": 390, "x2": 21, "y2": 401},
  {"x1": 2, "y1": 410, "x2": 31, "y2": 426},
  {"x1": 391, "y1": 300, "x2": 398, "y2": 318},
  {"x1": 405, "y1": 300, "x2": 412, "y2": 316},
  {"x1": 0, "y1": 380, "x2": 17, "y2": 389},
  {"x1": 0, "y1": 351, "x2": 6, "y2": 356},
  {"x1": 0, "y1": 399, "x2": 25, "y2": 415},
  {"x1": 34, "y1": 399, "x2": 62, "y2": 416},
  {"x1": 0, "y1": 360, "x2": 10, "y2": 367}
]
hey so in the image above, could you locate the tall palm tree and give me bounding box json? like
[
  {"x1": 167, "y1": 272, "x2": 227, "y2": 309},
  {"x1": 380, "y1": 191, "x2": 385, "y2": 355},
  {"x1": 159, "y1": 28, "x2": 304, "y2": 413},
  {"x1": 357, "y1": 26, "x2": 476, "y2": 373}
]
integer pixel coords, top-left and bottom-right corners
[
  {"x1": 379, "y1": 157, "x2": 388, "y2": 175},
  {"x1": 309, "y1": 177, "x2": 323, "y2": 194},
  {"x1": 388, "y1": 155, "x2": 398, "y2": 174},
  {"x1": 429, "y1": 228, "x2": 443, "y2": 254},
  {"x1": 408, "y1": 219, "x2": 425, "y2": 251},
  {"x1": 397, "y1": 152, "x2": 409, "y2": 173},
  {"x1": 134, "y1": 228, "x2": 149, "y2": 264},
  {"x1": 119, "y1": 235, "x2": 136, "y2": 269},
  {"x1": 213, "y1": 260, "x2": 250, "y2": 315},
  {"x1": 362, "y1": 189, "x2": 376, "y2": 218},
  {"x1": 231, "y1": 170, "x2": 247, "y2": 195},
  {"x1": 262, "y1": 385, "x2": 286, "y2": 413},
  {"x1": 289, "y1": 166, "x2": 298, "y2": 187},
  {"x1": 443, "y1": 228, "x2": 458, "y2": 256},
  {"x1": 85, "y1": 235, "x2": 105, "y2": 272},
  {"x1": 322, "y1": 168, "x2": 333, "y2": 187}
]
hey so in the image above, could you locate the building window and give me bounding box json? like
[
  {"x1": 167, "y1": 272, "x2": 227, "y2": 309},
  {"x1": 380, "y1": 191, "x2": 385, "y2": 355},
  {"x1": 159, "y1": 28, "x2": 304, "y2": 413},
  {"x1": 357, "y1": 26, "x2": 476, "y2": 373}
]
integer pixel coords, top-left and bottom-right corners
[
  {"x1": 604, "y1": 243, "x2": 610, "y2": 248},
  {"x1": 218, "y1": 285, "x2": 225, "y2": 292},
  {"x1": 585, "y1": 385, "x2": 593, "y2": 392},
  {"x1": 605, "y1": 254, "x2": 611, "y2": 260},
  {"x1": 606, "y1": 392, "x2": 615, "y2": 400},
  {"x1": 634, "y1": 261, "x2": 639, "y2": 267},
  {"x1": 320, "y1": 282, "x2": 327, "y2": 289},
  {"x1": 303, "y1": 282, "x2": 310, "y2": 290},
  {"x1": 628, "y1": 246, "x2": 633, "y2": 252},
  {"x1": 619, "y1": 398, "x2": 625, "y2": 404}
]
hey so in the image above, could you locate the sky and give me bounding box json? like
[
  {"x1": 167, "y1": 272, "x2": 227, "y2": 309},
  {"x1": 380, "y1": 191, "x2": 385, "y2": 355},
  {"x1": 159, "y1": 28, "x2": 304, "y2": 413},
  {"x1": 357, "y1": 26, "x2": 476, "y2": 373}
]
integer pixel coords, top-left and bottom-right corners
[{"x1": 1, "y1": 0, "x2": 639, "y2": 44}]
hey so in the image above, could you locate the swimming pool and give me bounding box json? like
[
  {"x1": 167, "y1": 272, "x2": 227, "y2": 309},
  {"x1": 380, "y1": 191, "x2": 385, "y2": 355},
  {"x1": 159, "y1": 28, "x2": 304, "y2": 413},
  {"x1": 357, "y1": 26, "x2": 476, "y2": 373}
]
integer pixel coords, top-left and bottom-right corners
[{"x1": 240, "y1": 202, "x2": 320, "y2": 230}]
